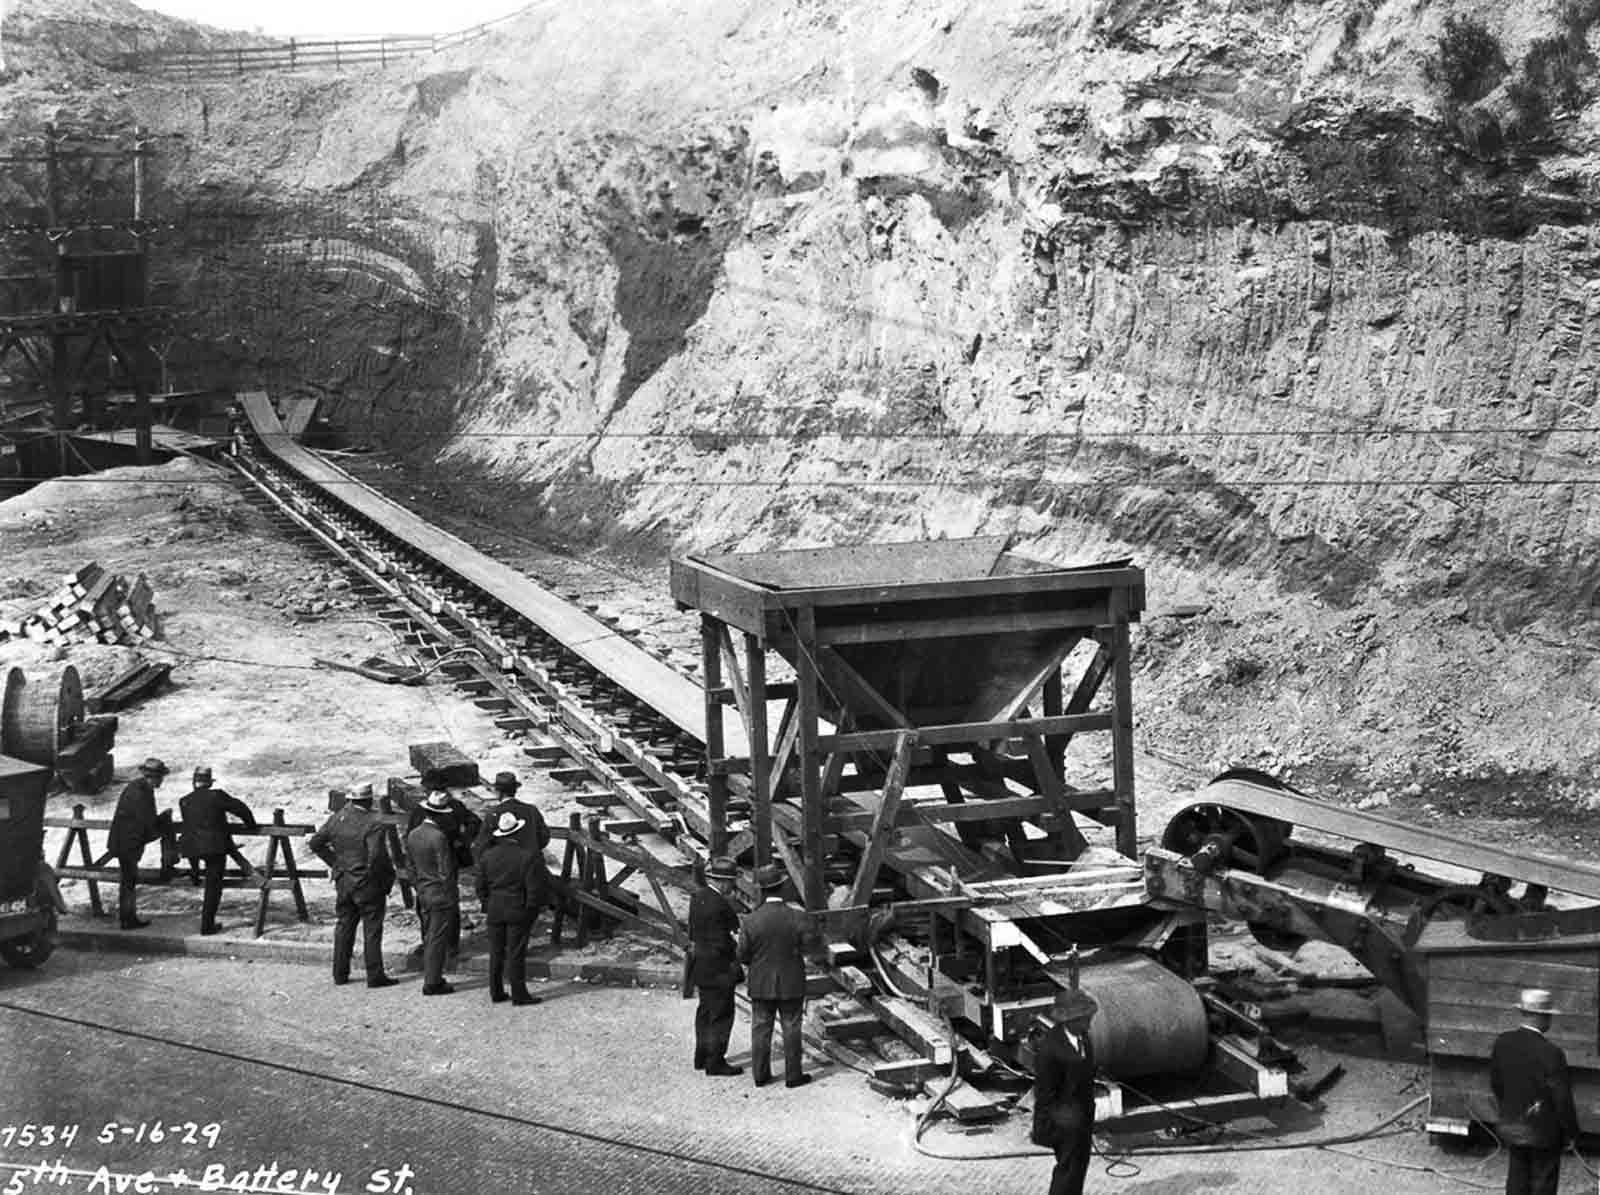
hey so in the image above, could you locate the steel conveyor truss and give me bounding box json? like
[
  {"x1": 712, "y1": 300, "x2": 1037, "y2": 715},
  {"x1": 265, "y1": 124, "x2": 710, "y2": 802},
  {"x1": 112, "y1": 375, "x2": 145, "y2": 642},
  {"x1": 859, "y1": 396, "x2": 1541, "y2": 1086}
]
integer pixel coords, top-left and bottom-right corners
[{"x1": 1143, "y1": 770, "x2": 1600, "y2": 1013}]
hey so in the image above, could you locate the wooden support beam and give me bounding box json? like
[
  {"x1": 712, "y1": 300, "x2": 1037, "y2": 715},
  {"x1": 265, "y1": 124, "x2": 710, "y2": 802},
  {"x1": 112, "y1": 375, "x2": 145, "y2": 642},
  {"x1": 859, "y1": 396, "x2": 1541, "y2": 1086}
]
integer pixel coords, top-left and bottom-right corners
[
  {"x1": 821, "y1": 712, "x2": 1112, "y2": 753},
  {"x1": 768, "y1": 696, "x2": 800, "y2": 796},
  {"x1": 745, "y1": 630, "x2": 772, "y2": 870},
  {"x1": 846, "y1": 731, "x2": 914, "y2": 909},
  {"x1": 815, "y1": 604, "x2": 1112, "y2": 645},
  {"x1": 701, "y1": 613, "x2": 728, "y2": 856},
  {"x1": 870, "y1": 995, "x2": 954, "y2": 1065},
  {"x1": 796, "y1": 605, "x2": 826, "y2": 910},
  {"x1": 1107, "y1": 609, "x2": 1137, "y2": 859},
  {"x1": 1024, "y1": 731, "x2": 1088, "y2": 856}
]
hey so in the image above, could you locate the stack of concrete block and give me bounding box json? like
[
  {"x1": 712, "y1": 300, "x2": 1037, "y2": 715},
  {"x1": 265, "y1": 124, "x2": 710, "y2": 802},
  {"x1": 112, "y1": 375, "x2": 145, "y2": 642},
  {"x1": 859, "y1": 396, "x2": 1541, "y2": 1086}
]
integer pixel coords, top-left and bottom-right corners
[{"x1": 0, "y1": 563, "x2": 161, "y2": 646}]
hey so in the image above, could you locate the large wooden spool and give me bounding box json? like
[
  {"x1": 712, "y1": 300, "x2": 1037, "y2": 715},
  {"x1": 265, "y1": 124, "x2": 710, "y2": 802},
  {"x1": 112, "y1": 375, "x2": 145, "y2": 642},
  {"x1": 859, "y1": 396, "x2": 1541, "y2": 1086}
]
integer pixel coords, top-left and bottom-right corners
[{"x1": 0, "y1": 664, "x2": 84, "y2": 765}]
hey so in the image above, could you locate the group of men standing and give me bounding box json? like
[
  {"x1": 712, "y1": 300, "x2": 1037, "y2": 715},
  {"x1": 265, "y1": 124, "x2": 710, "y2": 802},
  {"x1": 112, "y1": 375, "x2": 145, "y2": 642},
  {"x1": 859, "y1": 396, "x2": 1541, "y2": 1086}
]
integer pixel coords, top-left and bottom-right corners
[
  {"x1": 107, "y1": 757, "x2": 257, "y2": 935},
  {"x1": 684, "y1": 860, "x2": 818, "y2": 1089},
  {"x1": 305, "y1": 769, "x2": 551, "y2": 1002}
]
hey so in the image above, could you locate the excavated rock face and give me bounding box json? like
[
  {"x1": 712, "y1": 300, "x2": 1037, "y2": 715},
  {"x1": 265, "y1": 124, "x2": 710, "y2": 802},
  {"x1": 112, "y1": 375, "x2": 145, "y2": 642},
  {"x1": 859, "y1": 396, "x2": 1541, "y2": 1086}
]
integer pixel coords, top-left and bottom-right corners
[{"x1": 11, "y1": 0, "x2": 1600, "y2": 804}]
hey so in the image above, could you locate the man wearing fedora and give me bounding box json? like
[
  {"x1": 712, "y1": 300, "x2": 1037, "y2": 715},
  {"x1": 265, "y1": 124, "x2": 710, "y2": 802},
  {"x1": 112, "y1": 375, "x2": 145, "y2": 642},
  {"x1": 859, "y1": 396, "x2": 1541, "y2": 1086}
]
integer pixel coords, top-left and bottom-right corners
[
  {"x1": 475, "y1": 810, "x2": 550, "y2": 1006},
  {"x1": 472, "y1": 772, "x2": 550, "y2": 860},
  {"x1": 687, "y1": 856, "x2": 744, "y2": 1077},
  {"x1": 308, "y1": 784, "x2": 398, "y2": 989},
  {"x1": 106, "y1": 757, "x2": 176, "y2": 930},
  {"x1": 1030, "y1": 986, "x2": 1100, "y2": 1195},
  {"x1": 406, "y1": 791, "x2": 462, "y2": 995},
  {"x1": 1491, "y1": 987, "x2": 1579, "y2": 1195},
  {"x1": 177, "y1": 766, "x2": 257, "y2": 936},
  {"x1": 737, "y1": 864, "x2": 819, "y2": 1089}
]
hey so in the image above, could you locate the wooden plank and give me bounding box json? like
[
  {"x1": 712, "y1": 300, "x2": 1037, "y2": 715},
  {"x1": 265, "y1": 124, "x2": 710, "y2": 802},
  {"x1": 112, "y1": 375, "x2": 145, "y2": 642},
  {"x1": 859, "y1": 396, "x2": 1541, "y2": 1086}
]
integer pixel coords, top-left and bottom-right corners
[
  {"x1": 241, "y1": 391, "x2": 742, "y2": 751},
  {"x1": 871, "y1": 995, "x2": 954, "y2": 1065},
  {"x1": 821, "y1": 712, "x2": 1113, "y2": 753},
  {"x1": 870, "y1": 1058, "x2": 949, "y2": 1086},
  {"x1": 814, "y1": 605, "x2": 1113, "y2": 646},
  {"x1": 1023, "y1": 731, "x2": 1086, "y2": 853},
  {"x1": 846, "y1": 731, "x2": 913, "y2": 908},
  {"x1": 819, "y1": 1010, "x2": 885, "y2": 1040},
  {"x1": 831, "y1": 794, "x2": 1055, "y2": 832}
]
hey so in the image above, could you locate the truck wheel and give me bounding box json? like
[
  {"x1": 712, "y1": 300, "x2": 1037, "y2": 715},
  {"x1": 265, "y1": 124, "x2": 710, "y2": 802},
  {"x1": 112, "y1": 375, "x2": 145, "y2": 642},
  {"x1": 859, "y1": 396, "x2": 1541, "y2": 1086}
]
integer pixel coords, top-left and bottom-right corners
[{"x1": 0, "y1": 905, "x2": 57, "y2": 969}]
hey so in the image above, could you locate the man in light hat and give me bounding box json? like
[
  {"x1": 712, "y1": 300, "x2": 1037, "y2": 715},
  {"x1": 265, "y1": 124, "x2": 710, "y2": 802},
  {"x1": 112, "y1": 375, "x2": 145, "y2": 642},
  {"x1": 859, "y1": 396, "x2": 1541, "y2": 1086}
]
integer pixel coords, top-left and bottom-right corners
[
  {"x1": 105, "y1": 757, "x2": 175, "y2": 930},
  {"x1": 406, "y1": 791, "x2": 461, "y2": 995},
  {"x1": 308, "y1": 784, "x2": 397, "y2": 988},
  {"x1": 474, "y1": 809, "x2": 551, "y2": 1006},
  {"x1": 177, "y1": 766, "x2": 257, "y2": 936},
  {"x1": 1490, "y1": 987, "x2": 1578, "y2": 1195},
  {"x1": 1031, "y1": 986, "x2": 1099, "y2": 1195},
  {"x1": 737, "y1": 864, "x2": 820, "y2": 1089},
  {"x1": 686, "y1": 856, "x2": 744, "y2": 1077},
  {"x1": 472, "y1": 772, "x2": 550, "y2": 861},
  {"x1": 404, "y1": 782, "x2": 480, "y2": 968}
]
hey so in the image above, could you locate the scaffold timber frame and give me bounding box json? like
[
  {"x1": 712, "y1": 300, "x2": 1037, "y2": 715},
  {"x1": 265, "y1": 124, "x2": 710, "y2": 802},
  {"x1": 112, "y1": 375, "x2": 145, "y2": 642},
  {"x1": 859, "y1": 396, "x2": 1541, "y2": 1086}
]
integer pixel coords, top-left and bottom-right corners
[{"x1": 670, "y1": 536, "x2": 1146, "y2": 913}]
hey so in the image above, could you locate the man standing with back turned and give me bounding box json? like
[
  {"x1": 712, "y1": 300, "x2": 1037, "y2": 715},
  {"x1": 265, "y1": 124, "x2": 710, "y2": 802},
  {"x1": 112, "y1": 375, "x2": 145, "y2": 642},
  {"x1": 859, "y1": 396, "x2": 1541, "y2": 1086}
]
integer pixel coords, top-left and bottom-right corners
[
  {"x1": 738, "y1": 864, "x2": 817, "y2": 1089},
  {"x1": 178, "y1": 766, "x2": 257, "y2": 936},
  {"x1": 406, "y1": 791, "x2": 461, "y2": 996},
  {"x1": 1491, "y1": 987, "x2": 1579, "y2": 1195},
  {"x1": 308, "y1": 784, "x2": 397, "y2": 989}
]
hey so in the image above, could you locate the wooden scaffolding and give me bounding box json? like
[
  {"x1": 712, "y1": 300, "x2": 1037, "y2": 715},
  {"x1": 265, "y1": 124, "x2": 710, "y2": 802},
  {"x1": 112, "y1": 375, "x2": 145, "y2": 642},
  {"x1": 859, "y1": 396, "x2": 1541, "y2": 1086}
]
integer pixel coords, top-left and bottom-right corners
[{"x1": 669, "y1": 535, "x2": 1147, "y2": 913}]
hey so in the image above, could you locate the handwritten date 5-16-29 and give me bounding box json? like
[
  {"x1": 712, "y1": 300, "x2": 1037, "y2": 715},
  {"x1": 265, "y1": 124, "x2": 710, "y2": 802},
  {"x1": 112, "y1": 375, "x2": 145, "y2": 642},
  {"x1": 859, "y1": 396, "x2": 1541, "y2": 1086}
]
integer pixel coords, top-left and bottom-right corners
[{"x1": 0, "y1": 1123, "x2": 223, "y2": 1150}]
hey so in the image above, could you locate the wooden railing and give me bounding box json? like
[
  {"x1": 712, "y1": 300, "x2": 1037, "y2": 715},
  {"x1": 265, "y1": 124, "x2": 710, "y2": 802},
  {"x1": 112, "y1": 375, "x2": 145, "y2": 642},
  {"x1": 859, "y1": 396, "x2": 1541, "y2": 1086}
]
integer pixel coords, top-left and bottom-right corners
[{"x1": 117, "y1": 6, "x2": 530, "y2": 80}]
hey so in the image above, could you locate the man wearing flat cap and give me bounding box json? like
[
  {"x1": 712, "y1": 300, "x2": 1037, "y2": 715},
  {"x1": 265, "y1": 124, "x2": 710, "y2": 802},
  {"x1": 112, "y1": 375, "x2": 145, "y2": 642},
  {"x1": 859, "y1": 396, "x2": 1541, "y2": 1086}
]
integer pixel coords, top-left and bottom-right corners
[
  {"x1": 1491, "y1": 988, "x2": 1579, "y2": 1195},
  {"x1": 1031, "y1": 985, "x2": 1099, "y2": 1195},
  {"x1": 687, "y1": 856, "x2": 743, "y2": 1077},
  {"x1": 105, "y1": 757, "x2": 176, "y2": 930},
  {"x1": 178, "y1": 766, "x2": 257, "y2": 936},
  {"x1": 473, "y1": 772, "x2": 550, "y2": 861},
  {"x1": 308, "y1": 784, "x2": 397, "y2": 988},
  {"x1": 737, "y1": 864, "x2": 819, "y2": 1089},
  {"x1": 474, "y1": 809, "x2": 550, "y2": 1006},
  {"x1": 406, "y1": 791, "x2": 461, "y2": 995}
]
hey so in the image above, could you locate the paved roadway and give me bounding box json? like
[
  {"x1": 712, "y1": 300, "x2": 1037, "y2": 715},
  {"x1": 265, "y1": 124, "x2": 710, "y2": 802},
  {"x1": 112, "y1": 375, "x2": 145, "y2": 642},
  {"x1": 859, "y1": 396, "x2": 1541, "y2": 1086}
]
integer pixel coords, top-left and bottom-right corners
[{"x1": 0, "y1": 950, "x2": 1590, "y2": 1194}]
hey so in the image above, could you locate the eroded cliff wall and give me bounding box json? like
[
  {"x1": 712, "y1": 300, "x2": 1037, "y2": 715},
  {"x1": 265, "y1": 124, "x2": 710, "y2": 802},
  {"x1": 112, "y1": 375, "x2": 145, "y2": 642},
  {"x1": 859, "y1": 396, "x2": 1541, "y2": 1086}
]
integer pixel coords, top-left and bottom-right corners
[{"x1": 10, "y1": 0, "x2": 1600, "y2": 805}]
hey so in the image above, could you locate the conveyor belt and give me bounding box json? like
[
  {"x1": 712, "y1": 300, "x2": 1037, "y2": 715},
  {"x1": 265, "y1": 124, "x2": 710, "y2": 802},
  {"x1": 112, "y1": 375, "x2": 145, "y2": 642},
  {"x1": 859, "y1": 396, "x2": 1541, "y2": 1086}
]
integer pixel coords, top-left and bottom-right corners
[
  {"x1": 239, "y1": 391, "x2": 733, "y2": 748},
  {"x1": 1198, "y1": 777, "x2": 1600, "y2": 901}
]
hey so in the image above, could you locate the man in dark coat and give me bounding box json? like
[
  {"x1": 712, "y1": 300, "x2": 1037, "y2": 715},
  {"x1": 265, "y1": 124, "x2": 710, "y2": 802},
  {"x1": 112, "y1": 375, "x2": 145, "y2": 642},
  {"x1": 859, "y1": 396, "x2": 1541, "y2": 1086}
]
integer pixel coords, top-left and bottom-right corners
[
  {"x1": 472, "y1": 772, "x2": 549, "y2": 860},
  {"x1": 474, "y1": 810, "x2": 550, "y2": 1006},
  {"x1": 1491, "y1": 987, "x2": 1579, "y2": 1195},
  {"x1": 405, "y1": 785, "x2": 480, "y2": 966},
  {"x1": 737, "y1": 864, "x2": 818, "y2": 1089},
  {"x1": 405, "y1": 792, "x2": 460, "y2": 995},
  {"x1": 308, "y1": 784, "x2": 397, "y2": 988},
  {"x1": 177, "y1": 766, "x2": 257, "y2": 936},
  {"x1": 687, "y1": 856, "x2": 744, "y2": 1077},
  {"x1": 1031, "y1": 987, "x2": 1099, "y2": 1195},
  {"x1": 105, "y1": 757, "x2": 173, "y2": 929}
]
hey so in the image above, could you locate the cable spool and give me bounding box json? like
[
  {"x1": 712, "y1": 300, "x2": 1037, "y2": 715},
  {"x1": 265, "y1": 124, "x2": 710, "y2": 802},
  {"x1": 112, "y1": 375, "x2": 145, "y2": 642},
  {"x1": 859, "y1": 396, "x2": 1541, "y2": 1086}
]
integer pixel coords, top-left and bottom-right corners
[
  {"x1": 0, "y1": 665, "x2": 84, "y2": 766},
  {"x1": 1078, "y1": 953, "x2": 1209, "y2": 1078}
]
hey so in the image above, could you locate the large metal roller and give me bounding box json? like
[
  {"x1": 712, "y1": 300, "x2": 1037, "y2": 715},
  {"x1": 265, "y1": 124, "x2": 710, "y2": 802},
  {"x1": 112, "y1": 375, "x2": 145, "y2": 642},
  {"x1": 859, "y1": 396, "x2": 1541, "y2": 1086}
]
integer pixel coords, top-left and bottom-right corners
[
  {"x1": 1078, "y1": 953, "x2": 1209, "y2": 1078},
  {"x1": 0, "y1": 664, "x2": 84, "y2": 766}
]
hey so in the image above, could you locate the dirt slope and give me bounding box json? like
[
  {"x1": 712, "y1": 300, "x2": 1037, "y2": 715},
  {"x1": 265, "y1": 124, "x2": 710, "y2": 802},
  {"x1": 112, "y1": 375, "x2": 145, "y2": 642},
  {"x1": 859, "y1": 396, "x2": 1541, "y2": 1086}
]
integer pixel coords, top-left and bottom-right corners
[{"x1": 6, "y1": 0, "x2": 1600, "y2": 814}]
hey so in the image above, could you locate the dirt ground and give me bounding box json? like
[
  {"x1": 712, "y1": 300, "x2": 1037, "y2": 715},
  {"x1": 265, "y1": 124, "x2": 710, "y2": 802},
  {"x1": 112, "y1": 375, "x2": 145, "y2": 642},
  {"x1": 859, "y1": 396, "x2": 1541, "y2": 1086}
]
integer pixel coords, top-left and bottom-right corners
[
  {"x1": 6, "y1": 451, "x2": 1600, "y2": 1193},
  {"x1": 0, "y1": 455, "x2": 617, "y2": 944}
]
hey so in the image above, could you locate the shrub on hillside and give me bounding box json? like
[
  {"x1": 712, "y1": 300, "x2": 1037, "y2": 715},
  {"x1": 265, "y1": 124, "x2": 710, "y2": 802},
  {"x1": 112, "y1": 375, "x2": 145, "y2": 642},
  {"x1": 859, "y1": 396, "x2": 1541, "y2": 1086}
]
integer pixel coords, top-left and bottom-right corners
[{"x1": 1426, "y1": 15, "x2": 1507, "y2": 106}]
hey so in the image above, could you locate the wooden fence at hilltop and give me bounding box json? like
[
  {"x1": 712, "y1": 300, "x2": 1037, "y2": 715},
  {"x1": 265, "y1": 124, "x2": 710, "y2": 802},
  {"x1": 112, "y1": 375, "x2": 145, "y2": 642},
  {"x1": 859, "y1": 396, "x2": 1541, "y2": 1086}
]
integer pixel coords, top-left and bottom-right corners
[{"x1": 116, "y1": 6, "x2": 530, "y2": 81}]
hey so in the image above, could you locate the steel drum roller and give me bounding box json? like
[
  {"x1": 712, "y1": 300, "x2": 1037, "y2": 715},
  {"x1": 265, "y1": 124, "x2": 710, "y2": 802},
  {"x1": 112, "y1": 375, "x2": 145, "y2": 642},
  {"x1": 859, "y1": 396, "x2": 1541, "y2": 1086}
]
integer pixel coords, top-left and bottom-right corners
[{"x1": 1077, "y1": 953, "x2": 1209, "y2": 1077}]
